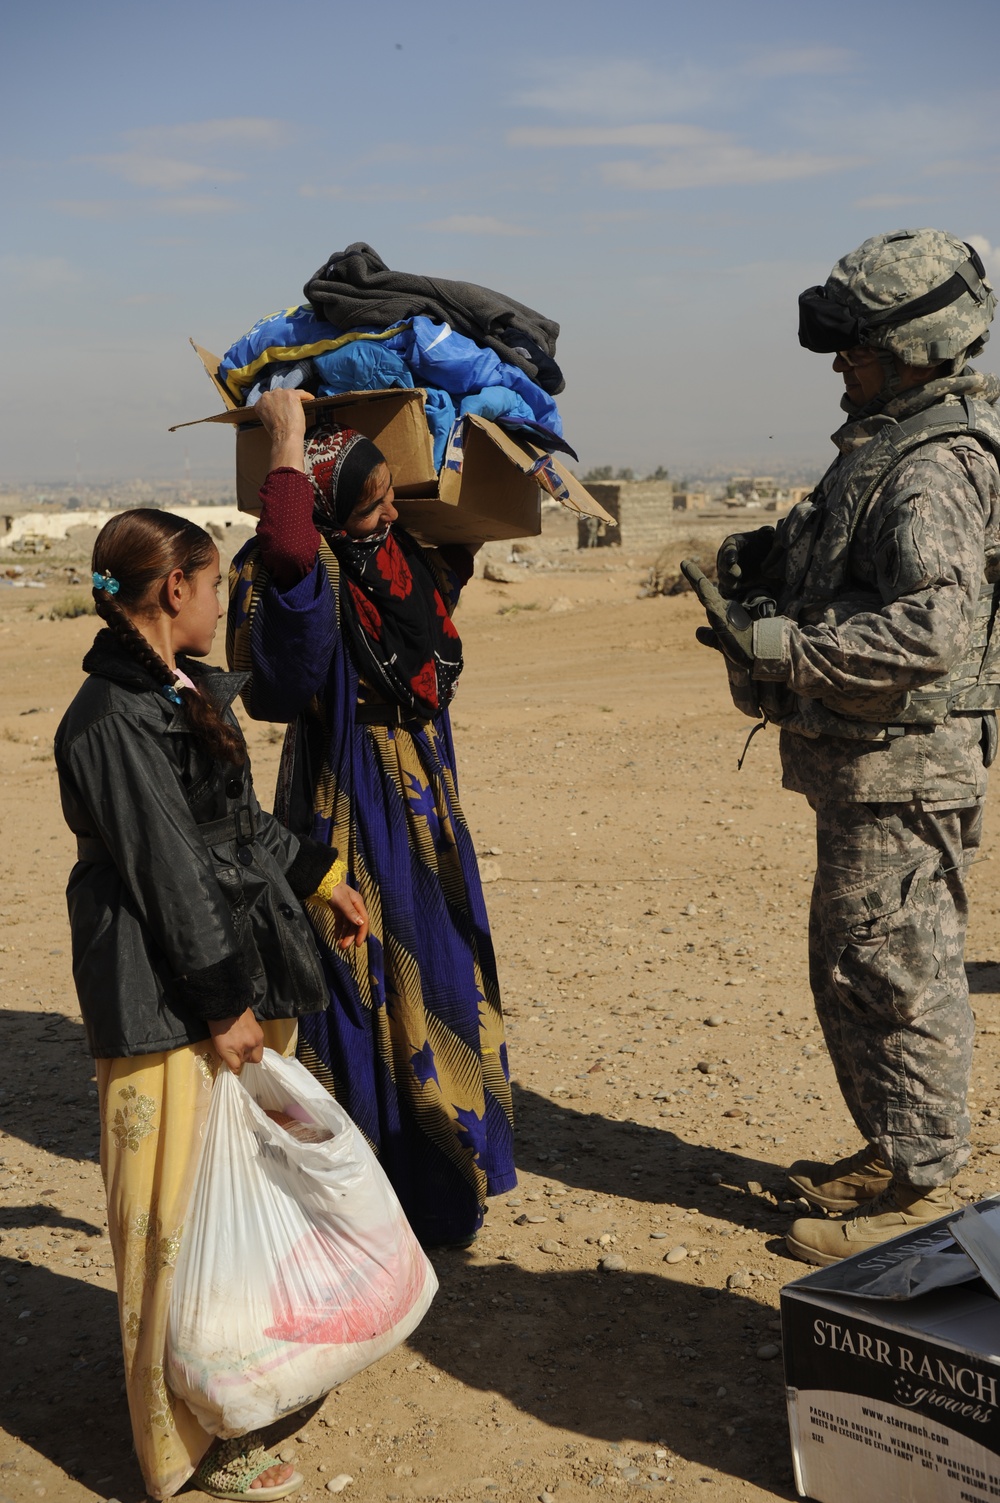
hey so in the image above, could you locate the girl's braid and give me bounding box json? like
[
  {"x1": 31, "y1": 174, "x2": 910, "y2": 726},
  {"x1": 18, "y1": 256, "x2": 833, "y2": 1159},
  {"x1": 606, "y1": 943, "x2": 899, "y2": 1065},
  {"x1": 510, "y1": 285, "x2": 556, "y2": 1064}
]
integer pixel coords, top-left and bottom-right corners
[{"x1": 95, "y1": 591, "x2": 179, "y2": 692}]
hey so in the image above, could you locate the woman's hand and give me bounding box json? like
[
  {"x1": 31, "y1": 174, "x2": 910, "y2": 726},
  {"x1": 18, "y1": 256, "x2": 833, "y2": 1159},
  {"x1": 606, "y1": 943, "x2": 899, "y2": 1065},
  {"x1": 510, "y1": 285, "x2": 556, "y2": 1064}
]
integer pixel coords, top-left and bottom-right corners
[
  {"x1": 208, "y1": 1008, "x2": 265, "y2": 1073},
  {"x1": 253, "y1": 388, "x2": 312, "y2": 473},
  {"x1": 329, "y1": 883, "x2": 370, "y2": 949}
]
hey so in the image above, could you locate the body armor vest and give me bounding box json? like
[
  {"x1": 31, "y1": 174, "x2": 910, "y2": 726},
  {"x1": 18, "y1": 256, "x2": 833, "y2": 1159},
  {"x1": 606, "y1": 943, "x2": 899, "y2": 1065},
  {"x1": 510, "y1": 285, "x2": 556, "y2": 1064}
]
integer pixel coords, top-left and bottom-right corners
[{"x1": 768, "y1": 395, "x2": 1000, "y2": 741}]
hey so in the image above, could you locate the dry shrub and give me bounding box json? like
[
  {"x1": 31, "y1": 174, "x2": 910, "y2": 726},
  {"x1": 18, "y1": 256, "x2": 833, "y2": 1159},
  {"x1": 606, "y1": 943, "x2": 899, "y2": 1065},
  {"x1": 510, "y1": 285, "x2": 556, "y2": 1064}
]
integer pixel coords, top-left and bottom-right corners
[
  {"x1": 498, "y1": 601, "x2": 540, "y2": 617},
  {"x1": 46, "y1": 592, "x2": 96, "y2": 621},
  {"x1": 646, "y1": 538, "x2": 719, "y2": 596}
]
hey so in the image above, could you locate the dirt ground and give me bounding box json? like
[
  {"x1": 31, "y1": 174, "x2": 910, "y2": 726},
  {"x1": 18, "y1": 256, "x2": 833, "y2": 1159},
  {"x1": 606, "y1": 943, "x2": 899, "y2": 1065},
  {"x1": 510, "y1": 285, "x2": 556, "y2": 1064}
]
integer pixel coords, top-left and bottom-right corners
[{"x1": 4, "y1": 514, "x2": 1000, "y2": 1503}]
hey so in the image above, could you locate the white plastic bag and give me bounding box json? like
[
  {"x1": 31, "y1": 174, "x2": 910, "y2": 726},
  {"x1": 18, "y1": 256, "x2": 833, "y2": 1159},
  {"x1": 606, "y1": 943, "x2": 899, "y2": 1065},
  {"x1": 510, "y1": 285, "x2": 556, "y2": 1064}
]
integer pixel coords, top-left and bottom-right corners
[{"x1": 166, "y1": 1048, "x2": 437, "y2": 1437}]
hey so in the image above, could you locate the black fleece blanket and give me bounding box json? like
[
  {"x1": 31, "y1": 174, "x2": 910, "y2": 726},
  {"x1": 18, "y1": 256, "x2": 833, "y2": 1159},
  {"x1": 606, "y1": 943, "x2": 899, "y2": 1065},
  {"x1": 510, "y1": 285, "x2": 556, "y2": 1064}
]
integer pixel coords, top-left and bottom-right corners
[{"x1": 304, "y1": 241, "x2": 564, "y2": 395}]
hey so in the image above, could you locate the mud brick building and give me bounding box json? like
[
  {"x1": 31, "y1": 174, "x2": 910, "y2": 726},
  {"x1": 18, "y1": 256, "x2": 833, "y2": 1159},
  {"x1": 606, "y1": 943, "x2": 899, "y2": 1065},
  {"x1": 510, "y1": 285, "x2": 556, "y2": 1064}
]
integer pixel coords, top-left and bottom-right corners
[{"x1": 577, "y1": 479, "x2": 676, "y2": 550}]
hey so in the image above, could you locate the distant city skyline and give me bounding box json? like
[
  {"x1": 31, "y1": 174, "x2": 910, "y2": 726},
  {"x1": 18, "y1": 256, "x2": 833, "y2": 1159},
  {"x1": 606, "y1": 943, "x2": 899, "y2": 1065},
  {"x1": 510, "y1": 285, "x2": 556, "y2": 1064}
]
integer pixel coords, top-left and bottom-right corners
[
  {"x1": 3, "y1": 0, "x2": 999, "y2": 483},
  {"x1": 0, "y1": 453, "x2": 828, "y2": 519}
]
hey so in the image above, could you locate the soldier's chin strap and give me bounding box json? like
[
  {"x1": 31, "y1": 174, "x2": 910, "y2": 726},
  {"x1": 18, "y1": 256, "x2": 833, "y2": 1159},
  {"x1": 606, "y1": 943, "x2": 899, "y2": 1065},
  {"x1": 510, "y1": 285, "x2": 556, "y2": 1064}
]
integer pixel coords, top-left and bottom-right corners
[
  {"x1": 737, "y1": 718, "x2": 768, "y2": 771},
  {"x1": 841, "y1": 351, "x2": 952, "y2": 420},
  {"x1": 876, "y1": 348, "x2": 907, "y2": 402}
]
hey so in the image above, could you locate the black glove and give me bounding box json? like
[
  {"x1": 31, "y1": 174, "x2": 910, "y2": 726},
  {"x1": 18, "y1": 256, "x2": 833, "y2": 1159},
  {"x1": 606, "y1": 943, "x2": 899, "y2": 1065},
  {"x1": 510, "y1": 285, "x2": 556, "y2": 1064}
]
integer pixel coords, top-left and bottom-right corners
[
  {"x1": 682, "y1": 561, "x2": 755, "y2": 669},
  {"x1": 717, "y1": 526, "x2": 777, "y2": 600}
]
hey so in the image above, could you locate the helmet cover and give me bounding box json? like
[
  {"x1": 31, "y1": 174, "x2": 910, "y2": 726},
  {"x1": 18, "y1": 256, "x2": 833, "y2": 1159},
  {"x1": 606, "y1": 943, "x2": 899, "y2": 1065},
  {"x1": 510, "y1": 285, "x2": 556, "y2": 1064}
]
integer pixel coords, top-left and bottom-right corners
[{"x1": 799, "y1": 227, "x2": 995, "y2": 364}]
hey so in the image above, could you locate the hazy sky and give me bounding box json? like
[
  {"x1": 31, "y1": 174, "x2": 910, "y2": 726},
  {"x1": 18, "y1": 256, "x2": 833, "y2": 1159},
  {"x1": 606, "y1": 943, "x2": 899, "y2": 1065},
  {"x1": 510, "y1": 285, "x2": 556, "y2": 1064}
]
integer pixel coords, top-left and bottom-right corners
[{"x1": 4, "y1": 0, "x2": 1000, "y2": 485}]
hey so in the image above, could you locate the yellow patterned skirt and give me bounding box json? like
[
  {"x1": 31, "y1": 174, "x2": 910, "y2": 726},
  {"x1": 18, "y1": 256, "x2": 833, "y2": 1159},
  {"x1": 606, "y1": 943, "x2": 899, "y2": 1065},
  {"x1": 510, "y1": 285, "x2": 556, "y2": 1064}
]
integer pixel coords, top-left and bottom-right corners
[{"x1": 97, "y1": 1020, "x2": 298, "y2": 1500}]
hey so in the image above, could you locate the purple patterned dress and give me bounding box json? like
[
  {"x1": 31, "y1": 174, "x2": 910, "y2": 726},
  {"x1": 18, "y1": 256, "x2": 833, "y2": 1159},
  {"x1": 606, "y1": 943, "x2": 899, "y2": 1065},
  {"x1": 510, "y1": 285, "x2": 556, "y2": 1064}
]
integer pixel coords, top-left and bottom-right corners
[{"x1": 229, "y1": 534, "x2": 516, "y2": 1245}]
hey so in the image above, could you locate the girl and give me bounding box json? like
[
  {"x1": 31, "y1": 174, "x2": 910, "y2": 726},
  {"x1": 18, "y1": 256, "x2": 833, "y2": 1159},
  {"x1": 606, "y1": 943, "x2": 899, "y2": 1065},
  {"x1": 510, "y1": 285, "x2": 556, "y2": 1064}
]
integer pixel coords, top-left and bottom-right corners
[
  {"x1": 55, "y1": 508, "x2": 368, "y2": 1501},
  {"x1": 229, "y1": 388, "x2": 516, "y2": 1250}
]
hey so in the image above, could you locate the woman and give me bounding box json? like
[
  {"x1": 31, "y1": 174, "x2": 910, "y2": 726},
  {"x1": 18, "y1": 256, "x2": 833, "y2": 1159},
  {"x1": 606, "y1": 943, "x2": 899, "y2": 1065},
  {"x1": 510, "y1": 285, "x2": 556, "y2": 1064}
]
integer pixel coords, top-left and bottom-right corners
[
  {"x1": 229, "y1": 388, "x2": 516, "y2": 1247},
  {"x1": 55, "y1": 508, "x2": 367, "y2": 1500}
]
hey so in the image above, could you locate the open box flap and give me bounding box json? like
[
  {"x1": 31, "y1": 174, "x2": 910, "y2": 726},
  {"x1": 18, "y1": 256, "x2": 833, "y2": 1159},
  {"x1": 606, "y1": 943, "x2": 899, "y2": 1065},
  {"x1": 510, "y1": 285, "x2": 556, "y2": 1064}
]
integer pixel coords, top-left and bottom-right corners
[
  {"x1": 439, "y1": 415, "x2": 615, "y2": 523},
  {"x1": 169, "y1": 385, "x2": 430, "y2": 433},
  {"x1": 189, "y1": 340, "x2": 238, "y2": 412},
  {"x1": 529, "y1": 450, "x2": 614, "y2": 521}
]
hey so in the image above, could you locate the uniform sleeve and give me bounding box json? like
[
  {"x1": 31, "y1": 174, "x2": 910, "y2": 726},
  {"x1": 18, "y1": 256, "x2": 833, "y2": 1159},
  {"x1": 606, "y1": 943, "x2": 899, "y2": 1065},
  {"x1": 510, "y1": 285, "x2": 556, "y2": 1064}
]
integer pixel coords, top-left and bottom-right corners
[
  {"x1": 61, "y1": 712, "x2": 252, "y2": 1020},
  {"x1": 755, "y1": 443, "x2": 995, "y2": 709}
]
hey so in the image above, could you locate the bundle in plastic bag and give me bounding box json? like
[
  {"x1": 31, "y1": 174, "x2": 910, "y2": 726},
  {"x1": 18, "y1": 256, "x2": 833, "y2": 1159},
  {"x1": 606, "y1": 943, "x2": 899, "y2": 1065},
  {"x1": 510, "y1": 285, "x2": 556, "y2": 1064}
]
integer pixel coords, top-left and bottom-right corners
[{"x1": 166, "y1": 1049, "x2": 437, "y2": 1436}]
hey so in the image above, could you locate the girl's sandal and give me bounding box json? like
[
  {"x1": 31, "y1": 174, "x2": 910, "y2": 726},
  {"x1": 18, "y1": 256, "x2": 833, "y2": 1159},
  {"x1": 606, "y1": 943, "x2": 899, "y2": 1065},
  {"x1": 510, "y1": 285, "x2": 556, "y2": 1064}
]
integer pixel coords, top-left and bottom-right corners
[{"x1": 193, "y1": 1432, "x2": 304, "y2": 1500}]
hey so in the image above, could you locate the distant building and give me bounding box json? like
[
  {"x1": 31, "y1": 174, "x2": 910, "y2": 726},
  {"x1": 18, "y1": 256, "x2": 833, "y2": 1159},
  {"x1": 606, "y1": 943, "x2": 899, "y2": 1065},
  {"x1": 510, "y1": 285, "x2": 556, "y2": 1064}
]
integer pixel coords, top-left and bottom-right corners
[
  {"x1": 672, "y1": 490, "x2": 709, "y2": 512},
  {"x1": 0, "y1": 504, "x2": 249, "y2": 552},
  {"x1": 786, "y1": 485, "x2": 814, "y2": 506},
  {"x1": 727, "y1": 475, "x2": 780, "y2": 504},
  {"x1": 723, "y1": 474, "x2": 812, "y2": 513},
  {"x1": 578, "y1": 479, "x2": 674, "y2": 550}
]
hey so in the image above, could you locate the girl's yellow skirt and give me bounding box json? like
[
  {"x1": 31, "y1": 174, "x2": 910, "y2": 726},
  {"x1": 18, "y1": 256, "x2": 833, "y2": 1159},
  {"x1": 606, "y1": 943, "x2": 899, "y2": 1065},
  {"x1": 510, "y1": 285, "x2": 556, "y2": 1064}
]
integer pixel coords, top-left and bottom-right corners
[{"x1": 97, "y1": 1021, "x2": 297, "y2": 1500}]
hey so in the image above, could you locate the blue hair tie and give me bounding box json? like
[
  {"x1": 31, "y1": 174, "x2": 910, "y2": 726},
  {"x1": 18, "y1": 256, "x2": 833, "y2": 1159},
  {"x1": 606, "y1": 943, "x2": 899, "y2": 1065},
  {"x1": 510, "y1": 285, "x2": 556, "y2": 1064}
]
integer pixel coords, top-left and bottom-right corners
[
  {"x1": 161, "y1": 685, "x2": 183, "y2": 706},
  {"x1": 92, "y1": 571, "x2": 120, "y2": 595}
]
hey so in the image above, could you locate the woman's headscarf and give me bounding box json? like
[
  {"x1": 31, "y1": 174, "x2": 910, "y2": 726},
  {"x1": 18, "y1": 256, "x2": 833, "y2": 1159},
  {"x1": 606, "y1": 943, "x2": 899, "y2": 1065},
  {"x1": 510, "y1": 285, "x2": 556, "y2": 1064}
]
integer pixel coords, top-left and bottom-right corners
[
  {"x1": 304, "y1": 424, "x2": 387, "y2": 528},
  {"x1": 304, "y1": 423, "x2": 463, "y2": 719}
]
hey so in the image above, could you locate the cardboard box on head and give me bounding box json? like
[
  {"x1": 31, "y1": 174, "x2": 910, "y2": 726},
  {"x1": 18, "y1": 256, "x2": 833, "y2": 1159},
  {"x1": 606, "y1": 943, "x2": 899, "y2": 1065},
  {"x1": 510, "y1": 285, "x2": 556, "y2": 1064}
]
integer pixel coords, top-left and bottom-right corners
[{"x1": 170, "y1": 341, "x2": 616, "y2": 548}]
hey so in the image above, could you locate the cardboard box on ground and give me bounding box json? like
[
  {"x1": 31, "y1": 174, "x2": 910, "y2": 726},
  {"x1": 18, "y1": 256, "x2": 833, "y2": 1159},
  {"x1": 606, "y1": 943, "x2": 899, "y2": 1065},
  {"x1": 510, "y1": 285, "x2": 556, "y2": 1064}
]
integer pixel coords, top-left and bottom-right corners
[
  {"x1": 782, "y1": 1199, "x2": 1000, "y2": 1503},
  {"x1": 170, "y1": 341, "x2": 615, "y2": 548}
]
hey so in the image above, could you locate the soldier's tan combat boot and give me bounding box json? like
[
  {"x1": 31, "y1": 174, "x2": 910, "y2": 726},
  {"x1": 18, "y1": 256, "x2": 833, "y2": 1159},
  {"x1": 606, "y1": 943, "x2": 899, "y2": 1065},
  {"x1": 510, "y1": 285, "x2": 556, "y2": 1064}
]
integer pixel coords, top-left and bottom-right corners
[
  {"x1": 786, "y1": 1145, "x2": 891, "y2": 1212},
  {"x1": 786, "y1": 1182, "x2": 960, "y2": 1267}
]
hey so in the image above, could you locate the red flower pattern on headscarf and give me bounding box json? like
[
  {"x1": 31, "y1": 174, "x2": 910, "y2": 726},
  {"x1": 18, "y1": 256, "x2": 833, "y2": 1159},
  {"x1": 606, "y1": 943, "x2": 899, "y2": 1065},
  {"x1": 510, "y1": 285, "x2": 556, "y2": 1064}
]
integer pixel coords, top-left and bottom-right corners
[
  {"x1": 434, "y1": 589, "x2": 459, "y2": 640},
  {"x1": 347, "y1": 580, "x2": 382, "y2": 639},
  {"x1": 410, "y1": 662, "x2": 439, "y2": 708},
  {"x1": 376, "y1": 537, "x2": 413, "y2": 600},
  {"x1": 304, "y1": 423, "x2": 385, "y2": 527},
  {"x1": 310, "y1": 457, "x2": 338, "y2": 502}
]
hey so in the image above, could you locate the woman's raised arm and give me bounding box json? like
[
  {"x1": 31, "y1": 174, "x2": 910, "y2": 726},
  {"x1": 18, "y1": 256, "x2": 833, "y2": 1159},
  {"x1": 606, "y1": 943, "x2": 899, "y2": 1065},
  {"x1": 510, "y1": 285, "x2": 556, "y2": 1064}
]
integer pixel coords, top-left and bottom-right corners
[{"x1": 253, "y1": 386, "x2": 310, "y2": 472}]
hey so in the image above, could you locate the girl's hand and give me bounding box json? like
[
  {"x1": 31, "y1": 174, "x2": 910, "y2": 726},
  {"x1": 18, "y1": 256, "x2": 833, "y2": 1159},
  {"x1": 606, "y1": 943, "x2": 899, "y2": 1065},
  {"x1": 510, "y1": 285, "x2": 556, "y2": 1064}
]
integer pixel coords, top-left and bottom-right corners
[
  {"x1": 253, "y1": 388, "x2": 312, "y2": 472},
  {"x1": 208, "y1": 1007, "x2": 265, "y2": 1073},
  {"x1": 330, "y1": 882, "x2": 369, "y2": 949}
]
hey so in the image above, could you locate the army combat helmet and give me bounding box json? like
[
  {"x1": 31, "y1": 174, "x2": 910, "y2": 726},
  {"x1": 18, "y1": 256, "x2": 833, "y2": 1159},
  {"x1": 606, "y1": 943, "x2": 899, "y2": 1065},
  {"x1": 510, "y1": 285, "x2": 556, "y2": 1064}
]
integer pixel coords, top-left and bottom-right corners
[{"x1": 798, "y1": 228, "x2": 996, "y2": 366}]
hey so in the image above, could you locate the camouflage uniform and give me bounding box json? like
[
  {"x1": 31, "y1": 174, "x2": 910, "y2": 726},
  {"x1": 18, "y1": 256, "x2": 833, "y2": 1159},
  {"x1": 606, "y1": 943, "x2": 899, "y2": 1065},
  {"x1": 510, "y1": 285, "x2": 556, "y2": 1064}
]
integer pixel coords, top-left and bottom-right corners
[
  {"x1": 691, "y1": 231, "x2": 1000, "y2": 1200},
  {"x1": 809, "y1": 799, "x2": 980, "y2": 1186},
  {"x1": 754, "y1": 369, "x2": 1000, "y2": 1188}
]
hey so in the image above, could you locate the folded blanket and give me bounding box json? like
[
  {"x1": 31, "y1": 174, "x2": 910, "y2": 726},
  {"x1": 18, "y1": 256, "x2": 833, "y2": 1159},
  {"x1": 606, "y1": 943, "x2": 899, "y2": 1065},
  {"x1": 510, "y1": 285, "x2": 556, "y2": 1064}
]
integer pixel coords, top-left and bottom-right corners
[{"x1": 304, "y1": 242, "x2": 564, "y2": 394}]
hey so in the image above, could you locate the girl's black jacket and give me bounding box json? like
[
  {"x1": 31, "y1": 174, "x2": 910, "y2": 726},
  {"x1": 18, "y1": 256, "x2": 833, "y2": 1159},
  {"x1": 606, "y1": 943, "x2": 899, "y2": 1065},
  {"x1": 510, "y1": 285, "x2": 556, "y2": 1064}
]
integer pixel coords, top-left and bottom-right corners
[{"x1": 54, "y1": 631, "x2": 333, "y2": 1057}]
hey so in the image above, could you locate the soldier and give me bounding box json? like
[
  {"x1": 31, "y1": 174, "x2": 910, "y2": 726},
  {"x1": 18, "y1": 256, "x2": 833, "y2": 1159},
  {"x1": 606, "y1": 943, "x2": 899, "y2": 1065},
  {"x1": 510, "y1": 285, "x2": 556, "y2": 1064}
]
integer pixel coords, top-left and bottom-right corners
[{"x1": 684, "y1": 228, "x2": 1000, "y2": 1265}]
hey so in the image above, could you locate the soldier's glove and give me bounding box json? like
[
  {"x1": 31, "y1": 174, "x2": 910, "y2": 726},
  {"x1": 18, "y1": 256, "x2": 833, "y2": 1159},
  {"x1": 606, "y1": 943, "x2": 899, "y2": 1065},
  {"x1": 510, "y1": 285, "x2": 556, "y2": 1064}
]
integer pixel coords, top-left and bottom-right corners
[
  {"x1": 681, "y1": 561, "x2": 755, "y2": 669},
  {"x1": 717, "y1": 526, "x2": 778, "y2": 599}
]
